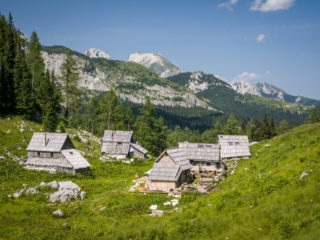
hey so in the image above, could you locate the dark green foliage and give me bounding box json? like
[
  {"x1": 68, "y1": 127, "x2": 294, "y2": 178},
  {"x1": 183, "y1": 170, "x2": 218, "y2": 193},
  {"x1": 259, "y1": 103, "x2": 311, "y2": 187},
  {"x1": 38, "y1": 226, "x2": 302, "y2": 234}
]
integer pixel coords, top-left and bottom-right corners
[
  {"x1": 26, "y1": 31, "x2": 45, "y2": 102},
  {"x1": 42, "y1": 71, "x2": 61, "y2": 131},
  {"x1": 0, "y1": 14, "x2": 20, "y2": 114},
  {"x1": 305, "y1": 106, "x2": 320, "y2": 123},
  {"x1": 277, "y1": 120, "x2": 291, "y2": 135},
  {"x1": 134, "y1": 97, "x2": 168, "y2": 155},
  {"x1": 224, "y1": 114, "x2": 240, "y2": 135},
  {"x1": 58, "y1": 122, "x2": 66, "y2": 133},
  {"x1": 79, "y1": 90, "x2": 135, "y2": 136},
  {"x1": 61, "y1": 50, "x2": 81, "y2": 125},
  {"x1": 168, "y1": 72, "x2": 310, "y2": 126}
]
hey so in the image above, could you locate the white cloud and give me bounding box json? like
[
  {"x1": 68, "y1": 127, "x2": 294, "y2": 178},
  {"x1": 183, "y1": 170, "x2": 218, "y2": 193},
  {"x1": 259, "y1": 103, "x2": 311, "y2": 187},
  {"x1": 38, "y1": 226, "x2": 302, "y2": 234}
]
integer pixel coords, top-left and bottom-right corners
[
  {"x1": 250, "y1": 0, "x2": 295, "y2": 12},
  {"x1": 218, "y1": 0, "x2": 239, "y2": 11},
  {"x1": 232, "y1": 71, "x2": 272, "y2": 83},
  {"x1": 232, "y1": 72, "x2": 261, "y2": 83},
  {"x1": 256, "y1": 33, "x2": 266, "y2": 43}
]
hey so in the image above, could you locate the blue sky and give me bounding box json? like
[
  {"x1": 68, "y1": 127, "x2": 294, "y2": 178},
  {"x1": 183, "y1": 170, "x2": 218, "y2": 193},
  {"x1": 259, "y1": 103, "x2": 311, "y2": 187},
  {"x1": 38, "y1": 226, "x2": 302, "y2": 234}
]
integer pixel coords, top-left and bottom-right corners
[{"x1": 1, "y1": 0, "x2": 320, "y2": 99}]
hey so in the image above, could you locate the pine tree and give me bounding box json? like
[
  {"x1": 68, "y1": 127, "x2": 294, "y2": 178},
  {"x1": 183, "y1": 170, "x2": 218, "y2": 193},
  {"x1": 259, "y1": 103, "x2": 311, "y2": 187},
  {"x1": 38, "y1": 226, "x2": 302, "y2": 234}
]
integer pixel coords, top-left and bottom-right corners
[
  {"x1": 14, "y1": 38, "x2": 37, "y2": 119},
  {"x1": 100, "y1": 89, "x2": 119, "y2": 130},
  {"x1": 86, "y1": 97, "x2": 100, "y2": 134},
  {"x1": 224, "y1": 114, "x2": 240, "y2": 135},
  {"x1": 305, "y1": 106, "x2": 320, "y2": 123},
  {"x1": 277, "y1": 120, "x2": 290, "y2": 134},
  {"x1": 269, "y1": 117, "x2": 276, "y2": 137},
  {"x1": 61, "y1": 50, "x2": 81, "y2": 124},
  {"x1": 125, "y1": 107, "x2": 134, "y2": 130},
  {"x1": 135, "y1": 97, "x2": 167, "y2": 155},
  {"x1": 261, "y1": 113, "x2": 270, "y2": 140},
  {"x1": 27, "y1": 31, "x2": 45, "y2": 104},
  {"x1": 42, "y1": 70, "x2": 61, "y2": 131},
  {"x1": 0, "y1": 13, "x2": 18, "y2": 113}
]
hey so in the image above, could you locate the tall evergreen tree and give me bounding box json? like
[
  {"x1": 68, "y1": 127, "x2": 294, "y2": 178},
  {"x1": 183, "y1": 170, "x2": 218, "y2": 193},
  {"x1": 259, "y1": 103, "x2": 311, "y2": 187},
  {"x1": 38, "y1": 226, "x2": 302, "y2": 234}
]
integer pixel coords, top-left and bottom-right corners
[
  {"x1": 135, "y1": 97, "x2": 167, "y2": 155},
  {"x1": 42, "y1": 70, "x2": 61, "y2": 131},
  {"x1": 27, "y1": 31, "x2": 45, "y2": 103},
  {"x1": 224, "y1": 114, "x2": 240, "y2": 135},
  {"x1": 269, "y1": 117, "x2": 276, "y2": 138},
  {"x1": 61, "y1": 50, "x2": 81, "y2": 124},
  {"x1": 261, "y1": 113, "x2": 271, "y2": 140},
  {"x1": 305, "y1": 106, "x2": 320, "y2": 123}
]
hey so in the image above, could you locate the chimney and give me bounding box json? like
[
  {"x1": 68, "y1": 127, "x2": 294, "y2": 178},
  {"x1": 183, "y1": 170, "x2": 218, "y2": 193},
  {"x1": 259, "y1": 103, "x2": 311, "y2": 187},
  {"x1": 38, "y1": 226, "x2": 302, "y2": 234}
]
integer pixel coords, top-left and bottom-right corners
[{"x1": 44, "y1": 133, "x2": 49, "y2": 146}]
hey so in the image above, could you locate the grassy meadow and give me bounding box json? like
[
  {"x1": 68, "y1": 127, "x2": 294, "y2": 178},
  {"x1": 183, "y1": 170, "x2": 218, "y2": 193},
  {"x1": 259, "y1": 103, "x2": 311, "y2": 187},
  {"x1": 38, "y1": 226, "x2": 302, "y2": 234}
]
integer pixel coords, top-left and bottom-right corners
[{"x1": 0, "y1": 116, "x2": 319, "y2": 239}]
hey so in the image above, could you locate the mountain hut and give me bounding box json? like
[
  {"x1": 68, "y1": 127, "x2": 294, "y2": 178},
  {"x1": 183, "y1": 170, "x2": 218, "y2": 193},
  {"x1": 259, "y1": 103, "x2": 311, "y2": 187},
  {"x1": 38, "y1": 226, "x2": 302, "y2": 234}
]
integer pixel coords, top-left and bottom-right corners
[{"x1": 26, "y1": 132, "x2": 91, "y2": 174}]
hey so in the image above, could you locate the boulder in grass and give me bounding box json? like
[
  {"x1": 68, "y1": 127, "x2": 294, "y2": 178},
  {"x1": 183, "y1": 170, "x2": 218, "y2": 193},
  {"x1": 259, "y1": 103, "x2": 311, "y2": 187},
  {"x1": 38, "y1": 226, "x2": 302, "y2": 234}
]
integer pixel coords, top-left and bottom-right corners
[
  {"x1": 0, "y1": 156, "x2": 6, "y2": 161},
  {"x1": 47, "y1": 181, "x2": 59, "y2": 189},
  {"x1": 26, "y1": 187, "x2": 38, "y2": 195},
  {"x1": 39, "y1": 182, "x2": 47, "y2": 187},
  {"x1": 80, "y1": 191, "x2": 86, "y2": 200},
  {"x1": 50, "y1": 190, "x2": 78, "y2": 203},
  {"x1": 53, "y1": 209, "x2": 64, "y2": 216},
  {"x1": 58, "y1": 181, "x2": 80, "y2": 193}
]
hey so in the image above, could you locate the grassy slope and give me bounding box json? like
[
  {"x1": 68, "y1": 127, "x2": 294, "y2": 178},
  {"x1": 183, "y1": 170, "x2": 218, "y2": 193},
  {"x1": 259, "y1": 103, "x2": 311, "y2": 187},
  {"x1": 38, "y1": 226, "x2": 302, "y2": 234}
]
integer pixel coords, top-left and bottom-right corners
[{"x1": 0, "y1": 117, "x2": 319, "y2": 239}]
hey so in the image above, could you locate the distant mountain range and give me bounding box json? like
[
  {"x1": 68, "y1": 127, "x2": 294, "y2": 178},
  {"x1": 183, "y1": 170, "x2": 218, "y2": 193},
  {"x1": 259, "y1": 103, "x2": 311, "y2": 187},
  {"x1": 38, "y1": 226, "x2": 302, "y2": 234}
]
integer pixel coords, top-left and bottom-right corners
[
  {"x1": 129, "y1": 52, "x2": 182, "y2": 78},
  {"x1": 167, "y1": 71, "x2": 313, "y2": 124},
  {"x1": 41, "y1": 46, "x2": 209, "y2": 109},
  {"x1": 232, "y1": 80, "x2": 319, "y2": 106},
  {"x1": 40, "y1": 45, "x2": 316, "y2": 125}
]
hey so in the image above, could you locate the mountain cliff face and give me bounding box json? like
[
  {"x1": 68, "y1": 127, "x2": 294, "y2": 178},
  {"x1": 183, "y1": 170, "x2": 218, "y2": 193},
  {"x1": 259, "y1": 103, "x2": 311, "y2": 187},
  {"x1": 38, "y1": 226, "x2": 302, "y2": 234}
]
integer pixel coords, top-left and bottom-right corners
[
  {"x1": 232, "y1": 81, "x2": 320, "y2": 106},
  {"x1": 129, "y1": 52, "x2": 183, "y2": 78},
  {"x1": 41, "y1": 46, "x2": 210, "y2": 109},
  {"x1": 85, "y1": 48, "x2": 110, "y2": 59},
  {"x1": 168, "y1": 71, "x2": 311, "y2": 123}
]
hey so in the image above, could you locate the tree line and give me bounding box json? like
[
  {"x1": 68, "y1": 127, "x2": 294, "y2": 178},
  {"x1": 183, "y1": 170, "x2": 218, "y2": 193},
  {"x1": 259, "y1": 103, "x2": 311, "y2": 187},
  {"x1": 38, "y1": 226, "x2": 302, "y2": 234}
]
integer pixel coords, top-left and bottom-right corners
[{"x1": 1, "y1": 13, "x2": 319, "y2": 156}]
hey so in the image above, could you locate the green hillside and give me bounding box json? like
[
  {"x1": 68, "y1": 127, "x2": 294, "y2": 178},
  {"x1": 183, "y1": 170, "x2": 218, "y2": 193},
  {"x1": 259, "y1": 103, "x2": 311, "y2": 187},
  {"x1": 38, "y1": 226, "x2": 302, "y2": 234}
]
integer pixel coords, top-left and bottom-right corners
[
  {"x1": 168, "y1": 72, "x2": 311, "y2": 125},
  {"x1": 0, "y1": 116, "x2": 319, "y2": 239}
]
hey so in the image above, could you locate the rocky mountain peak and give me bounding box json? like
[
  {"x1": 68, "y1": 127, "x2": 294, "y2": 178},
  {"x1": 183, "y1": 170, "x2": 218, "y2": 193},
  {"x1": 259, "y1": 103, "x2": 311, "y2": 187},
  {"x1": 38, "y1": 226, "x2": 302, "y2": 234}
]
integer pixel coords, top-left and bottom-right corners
[
  {"x1": 129, "y1": 52, "x2": 182, "y2": 78},
  {"x1": 85, "y1": 48, "x2": 110, "y2": 59}
]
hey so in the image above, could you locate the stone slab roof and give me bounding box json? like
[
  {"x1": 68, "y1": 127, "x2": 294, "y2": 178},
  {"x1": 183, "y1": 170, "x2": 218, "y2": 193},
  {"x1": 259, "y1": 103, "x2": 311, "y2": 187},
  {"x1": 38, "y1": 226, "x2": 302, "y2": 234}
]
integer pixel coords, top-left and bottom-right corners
[
  {"x1": 178, "y1": 142, "x2": 221, "y2": 162},
  {"x1": 27, "y1": 132, "x2": 72, "y2": 152},
  {"x1": 130, "y1": 143, "x2": 148, "y2": 155},
  {"x1": 148, "y1": 163, "x2": 180, "y2": 181},
  {"x1": 61, "y1": 149, "x2": 91, "y2": 170},
  {"x1": 102, "y1": 130, "x2": 133, "y2": 143}
]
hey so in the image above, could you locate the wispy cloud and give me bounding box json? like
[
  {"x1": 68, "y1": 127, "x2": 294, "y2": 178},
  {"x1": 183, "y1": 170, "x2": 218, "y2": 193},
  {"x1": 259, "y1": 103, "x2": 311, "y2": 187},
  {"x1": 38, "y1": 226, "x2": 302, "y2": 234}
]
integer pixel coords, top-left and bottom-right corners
[
  {"x1": 256, "y1": 33, "x2": 266, "y2": 43},
  {"x1": 250, "y1": 0, "x2": 295, "y2": 12},
  {"x1": 232, "y1": 72, "x2": 261, "y2": 83},
  {"x1": 218, "y1": 0, "x2": 239, "y2": 11},
  {"x1": 232, "y1": 71, "x2": 271, "y2": 83}
]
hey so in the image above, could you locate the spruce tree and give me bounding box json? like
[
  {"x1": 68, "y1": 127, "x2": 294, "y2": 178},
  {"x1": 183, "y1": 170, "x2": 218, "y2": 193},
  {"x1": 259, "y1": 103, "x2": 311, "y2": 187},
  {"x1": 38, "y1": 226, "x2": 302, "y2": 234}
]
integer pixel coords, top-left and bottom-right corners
[
  {"x1": 14, "y1": 37, "x2": 37, "y2": 119},
  {"x1": 224, "y1": 114, "x2": 240, "y2": 135},
  {"x1": 61, "y1": 50, "x2": 80, "y2": 124},
  {"x1": 269, "y1": 117, "x2": 276, "y2": 137},
  {"x1": 27, "y1": 31, "x2": 45, "y2": 103},
  {"x1": 305, "y1": 106, "x2": 320, "y2": 123},
  {"x1": 135, "y1": 97, "x2": 167, "y2": 155},
  {"x1": 125, "y1": 107, "x2": 134, "y2": 130},
  {"x1": 261, "y1": 113, "x2": 270, "y2": 140},
  {"x1": 42, "y1": 70, "x2": 61, "y2": 131}
]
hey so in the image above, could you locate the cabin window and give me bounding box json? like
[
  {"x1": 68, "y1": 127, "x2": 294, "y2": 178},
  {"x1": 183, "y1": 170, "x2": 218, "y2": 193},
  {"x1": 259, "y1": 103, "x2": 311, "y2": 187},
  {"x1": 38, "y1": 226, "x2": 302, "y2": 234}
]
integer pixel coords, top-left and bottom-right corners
[
  {"x1": 228, "y1": 142, "x2": 233, "y2": 146},
  {"x1": 235, "y1": 142, "x2": 240, "y2": 145},
  {"x1": 216, "y1": 162, "x2": 221, "y2": 169},
  {"x1": 37, "y1": 152, "x2": 40, "y2": 156},
  {"x1": 206, "y1": 162, "x2": 211, "y2": 166},
  {"x1": 205, "y1": 144, "x2": 212, "y2": 148},
  {"x1": 198, "y1": 144, "x2": 204, "y2": 148},
  {"x1": 50, "y1": 153, "x2": 53, "y2": 157}
]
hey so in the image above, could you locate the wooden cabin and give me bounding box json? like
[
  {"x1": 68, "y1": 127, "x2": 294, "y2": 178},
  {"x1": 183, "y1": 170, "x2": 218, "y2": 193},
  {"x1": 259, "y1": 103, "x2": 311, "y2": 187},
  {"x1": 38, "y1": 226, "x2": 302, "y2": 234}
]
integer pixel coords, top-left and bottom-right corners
[
  {"x1": 26, "y1": 132, "x2": 91, "y2": 174},
  {"x1": 178, "y1": 142, "x2": 226, "y2": 171},
  {"x1": 217, "y1": 135, "x2": 251, "y2": 160},
  {"x1": 146, "y1": 148, "x2": 193, "y2": 191},
  {"x1": 101, "y1": 130, "x2": 148, "y2": 159}
]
